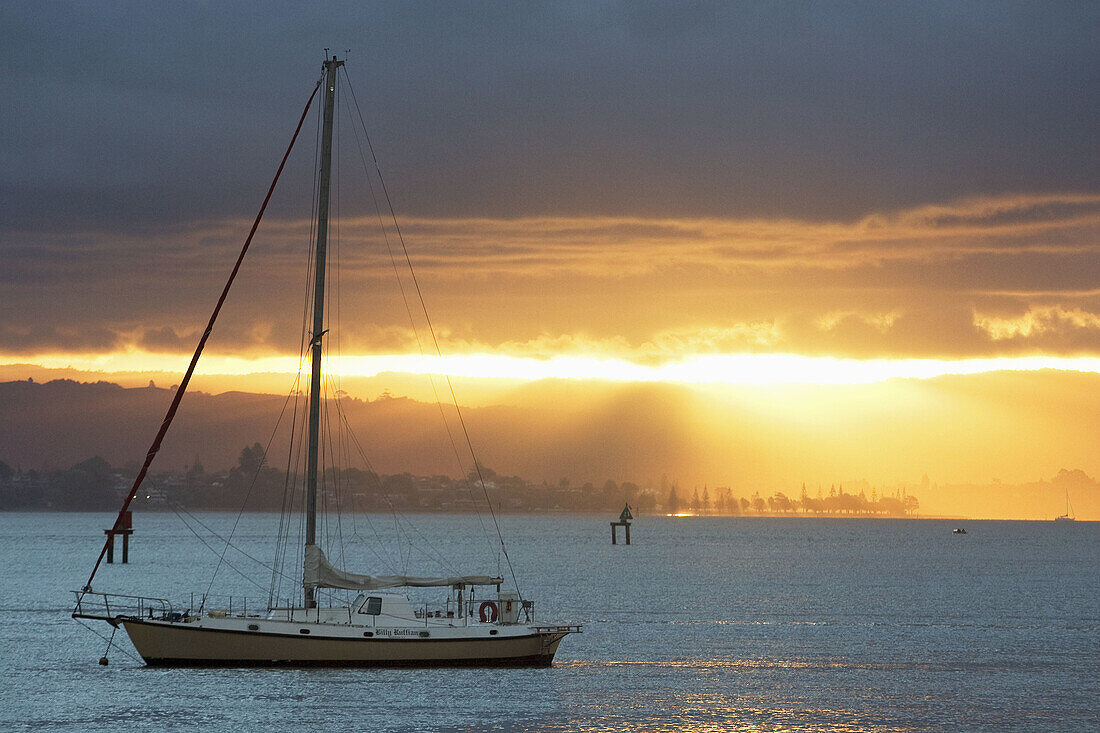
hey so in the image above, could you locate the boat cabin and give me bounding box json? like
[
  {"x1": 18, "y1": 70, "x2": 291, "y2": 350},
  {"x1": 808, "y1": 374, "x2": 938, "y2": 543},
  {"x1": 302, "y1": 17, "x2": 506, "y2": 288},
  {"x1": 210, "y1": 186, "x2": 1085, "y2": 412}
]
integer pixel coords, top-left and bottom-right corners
[{"x1": 351, "y1": 593, "x2": 417, "y2": 623}]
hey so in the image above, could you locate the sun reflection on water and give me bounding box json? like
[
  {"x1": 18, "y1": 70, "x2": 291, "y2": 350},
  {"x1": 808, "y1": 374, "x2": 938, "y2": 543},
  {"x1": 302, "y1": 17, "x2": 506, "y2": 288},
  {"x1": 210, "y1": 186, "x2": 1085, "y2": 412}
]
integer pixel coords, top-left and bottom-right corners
[{"x1": 532, "y1": 657, "x2": 960, "y2": 732}]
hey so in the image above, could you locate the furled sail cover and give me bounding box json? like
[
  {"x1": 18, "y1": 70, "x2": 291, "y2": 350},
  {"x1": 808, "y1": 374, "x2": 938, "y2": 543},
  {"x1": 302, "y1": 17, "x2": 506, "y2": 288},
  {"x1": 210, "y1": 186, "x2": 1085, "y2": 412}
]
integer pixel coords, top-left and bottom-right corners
[{"x1": 303, "y1": 544, "x2": 503, "y2": 590}]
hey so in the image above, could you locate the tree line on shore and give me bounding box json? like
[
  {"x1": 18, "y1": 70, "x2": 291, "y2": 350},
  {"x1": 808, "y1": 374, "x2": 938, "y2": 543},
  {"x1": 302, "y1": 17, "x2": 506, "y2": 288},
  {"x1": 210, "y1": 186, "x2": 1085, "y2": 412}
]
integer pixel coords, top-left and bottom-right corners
[
  {"x1": 663, "y1": 483, "x2": 918, "y2": 516},
  {"x1": 0, "y1": 444, "x2": 918, "y2": 517}
]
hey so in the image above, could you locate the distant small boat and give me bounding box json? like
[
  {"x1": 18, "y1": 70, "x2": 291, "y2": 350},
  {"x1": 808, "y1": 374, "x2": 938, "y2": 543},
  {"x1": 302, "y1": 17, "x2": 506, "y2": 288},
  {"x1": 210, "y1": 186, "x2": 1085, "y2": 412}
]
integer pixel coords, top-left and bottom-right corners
[
  {"x1": 1055, "y1": 488, "x2": 1076, "y2": 523},
  {"x1": 953, "y1": 528, "x2": 967, "y2": 534}
]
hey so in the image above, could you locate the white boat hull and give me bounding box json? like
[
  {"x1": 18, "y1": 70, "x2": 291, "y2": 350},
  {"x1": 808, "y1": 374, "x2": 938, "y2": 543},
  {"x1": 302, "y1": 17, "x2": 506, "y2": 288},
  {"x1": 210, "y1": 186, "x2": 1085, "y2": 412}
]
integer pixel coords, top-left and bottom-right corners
[{"x1": 120, "y1": 618, "x2": 570, "y2": 667}]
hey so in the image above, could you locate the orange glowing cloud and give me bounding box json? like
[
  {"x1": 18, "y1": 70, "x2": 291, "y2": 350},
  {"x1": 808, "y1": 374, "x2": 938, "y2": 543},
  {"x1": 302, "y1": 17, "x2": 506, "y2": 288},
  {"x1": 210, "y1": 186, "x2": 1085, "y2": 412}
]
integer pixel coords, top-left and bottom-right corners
[
  {"x1": 3, "y1": 192, "x2": 1099, "y2": 363},
  {"x1": 974, "y1": 305, "x2": 1100, "y2": 340}
]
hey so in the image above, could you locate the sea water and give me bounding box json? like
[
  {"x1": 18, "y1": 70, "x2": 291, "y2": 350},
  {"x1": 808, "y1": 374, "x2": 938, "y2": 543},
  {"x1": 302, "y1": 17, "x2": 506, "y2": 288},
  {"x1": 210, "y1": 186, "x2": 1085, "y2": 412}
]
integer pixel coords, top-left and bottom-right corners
[{"x1": 0, "y1": 512, "x2": 1096, "y2": 732}]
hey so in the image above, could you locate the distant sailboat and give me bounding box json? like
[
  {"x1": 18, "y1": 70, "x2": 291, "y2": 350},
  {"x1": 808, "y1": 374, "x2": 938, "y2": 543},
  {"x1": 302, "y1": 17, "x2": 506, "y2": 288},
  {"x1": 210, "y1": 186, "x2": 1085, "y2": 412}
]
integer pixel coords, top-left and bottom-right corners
[
  {"x1": 1054, "y1": 488, "x2": 1076, "y2": 523},
  {"x1": 72, "y1": 56, "x2": 580, "y2": 666}
]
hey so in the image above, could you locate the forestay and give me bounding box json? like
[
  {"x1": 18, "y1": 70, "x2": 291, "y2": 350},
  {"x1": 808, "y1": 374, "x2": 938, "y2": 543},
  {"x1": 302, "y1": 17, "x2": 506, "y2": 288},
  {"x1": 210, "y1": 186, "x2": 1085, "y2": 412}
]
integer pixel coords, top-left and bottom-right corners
[{"x1": 304, "y1": 544, "x2": 503, "y2": 591}]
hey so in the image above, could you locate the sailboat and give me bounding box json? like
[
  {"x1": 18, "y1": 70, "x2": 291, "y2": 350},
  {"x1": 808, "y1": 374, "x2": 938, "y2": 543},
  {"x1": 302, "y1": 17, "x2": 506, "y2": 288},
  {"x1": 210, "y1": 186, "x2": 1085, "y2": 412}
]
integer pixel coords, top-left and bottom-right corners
[
  {"x1": 72, "y1": 56, "x2": 580, "y2": 666},
  {"x1": 1055, "y1": 488, "x2": 1076, "y2": 523}
]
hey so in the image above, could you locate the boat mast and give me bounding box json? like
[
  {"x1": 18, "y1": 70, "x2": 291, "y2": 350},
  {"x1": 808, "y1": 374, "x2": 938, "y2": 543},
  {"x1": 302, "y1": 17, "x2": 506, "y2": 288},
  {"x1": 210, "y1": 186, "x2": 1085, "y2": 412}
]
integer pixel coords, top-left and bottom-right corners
[{"x1": 305, "y1": 55, "x2": 343, "y2": 608}]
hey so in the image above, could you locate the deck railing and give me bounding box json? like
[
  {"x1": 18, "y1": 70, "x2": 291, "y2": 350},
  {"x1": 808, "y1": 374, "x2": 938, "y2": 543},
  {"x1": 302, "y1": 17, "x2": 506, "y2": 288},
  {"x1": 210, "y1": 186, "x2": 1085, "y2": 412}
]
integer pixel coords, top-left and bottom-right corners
[{"x1": 71, "y1": 590, "x2": 173, "y2": 622}]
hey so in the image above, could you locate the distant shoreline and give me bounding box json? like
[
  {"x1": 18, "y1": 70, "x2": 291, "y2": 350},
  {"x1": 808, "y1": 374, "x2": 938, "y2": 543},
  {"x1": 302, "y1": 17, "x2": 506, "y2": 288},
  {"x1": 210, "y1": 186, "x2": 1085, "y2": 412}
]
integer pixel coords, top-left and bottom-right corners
[{"x1": 3, "y1": 508, "x2": 1083, "y2": 522}]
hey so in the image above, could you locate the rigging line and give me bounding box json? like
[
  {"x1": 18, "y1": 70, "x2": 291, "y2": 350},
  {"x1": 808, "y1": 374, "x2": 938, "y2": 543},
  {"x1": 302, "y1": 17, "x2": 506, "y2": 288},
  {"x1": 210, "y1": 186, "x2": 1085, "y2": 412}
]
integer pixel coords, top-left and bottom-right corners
[
  {"x1": 279, "y1": 408, "x2": 308, "y2": 604},
  {"x1": 172, "y1": 504, "x2": 273, "y2": 601},
  {"x1": 271, "y1": 370, "x2": 307, "y2": 602},
  {"x1": 175, "y1": 499, "x2": 319, "y2": 602},
  {"x1": 333, "y1": 404, "x2": 465, "y2": 577},
  {"x1": 327, "y1": 108, "x2": 354, "y2": 611},
  {"x1": 321, "y1": 378, "x2": 336, "y2": 557},
  {"x1": 272, "y1": 333, "x2": 309, "y2": 604},
  {"x1": 295, "y1": 451, "x2": 307, "y2": 606},
  {"x1": 324, "y1": 397, "x2": 400, "y2": 574},
  {"x1": 323, "y1": 107, "x2": 342, "y2": 564},
  {"x1": 333, "y1": 83, "x2": 344, "y2": 398},
  {"x1": 173, "y1": 501, "x2": 344, "y2": 605},
  {"x1": 270, "y1": 312, "x2": 311, "y2": 603},
  {"x1": 324, "y1": 373, "x2": 355, "y2": 606},
  {"x1": 203, "y1": 379, "x2": 299, "y2": 602},
  {"x1": 335, "y1": 426, "x2": 396, "y2": 570},
  {"x1": 323, "y1": 371, "x2": 348, "y2": 568},
  {"x1": 330, "y1": 90, "x2": 354, "y2": 583},
  {"x1": 327, "y1": 396, "x2": 410, "y2": 571},
  {"x1": 334, "y1": 396, "x2": 433, "y2": 567},
  {"x1": 339, "y1": 71, "x2": 498, "y2": 566},
  {"x1": 73, "y1": 618, "x2": 142, "y2": 664},
  {"x1": 81, "y1": 79, "x2": 322, "y2": 595},
  {"x1": 272, "y1": 370, "x2": 307, "y2": 603},
  {"x1": 272, "y1": 102, "x2": 323, "y2": 607},
  {"x1": 332, "y1": 79, "x2": 416, "y2": 575},
  {"x1": 339, "y1": 68, "x2": 500, "y2": 566},
  {"x1": 342, "y1": 68, "x2": 520, "y2": 596},
  {"x1": 271, "y1": 368, "x2": 306, "y2": 606},
  {"x1": 328, "y1": 399, "x2": 406, "y2": 555}
]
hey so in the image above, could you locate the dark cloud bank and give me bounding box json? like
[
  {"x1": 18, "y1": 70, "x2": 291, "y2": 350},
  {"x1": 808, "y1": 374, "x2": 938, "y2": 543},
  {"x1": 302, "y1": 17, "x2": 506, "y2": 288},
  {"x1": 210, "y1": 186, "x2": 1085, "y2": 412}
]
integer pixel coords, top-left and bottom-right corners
[{"x1": 2, "y1": 1, "x2": 1097, "y2": 230}]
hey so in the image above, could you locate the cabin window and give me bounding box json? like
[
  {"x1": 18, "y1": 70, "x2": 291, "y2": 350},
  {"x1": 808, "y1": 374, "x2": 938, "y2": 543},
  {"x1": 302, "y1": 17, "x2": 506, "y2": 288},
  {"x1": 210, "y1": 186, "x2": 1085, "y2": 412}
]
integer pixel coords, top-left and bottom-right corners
[{"x1": 360, "y1": 596, "x2": 382, "y2": 616}]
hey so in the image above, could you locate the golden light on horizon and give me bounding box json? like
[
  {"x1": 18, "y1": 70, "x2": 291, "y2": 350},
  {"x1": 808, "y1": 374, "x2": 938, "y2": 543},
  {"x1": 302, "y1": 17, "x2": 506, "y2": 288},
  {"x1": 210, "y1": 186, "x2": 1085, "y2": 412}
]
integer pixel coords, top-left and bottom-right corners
[{"x1": 9, "y1": 349, "x2": 1100, "y2": 388}]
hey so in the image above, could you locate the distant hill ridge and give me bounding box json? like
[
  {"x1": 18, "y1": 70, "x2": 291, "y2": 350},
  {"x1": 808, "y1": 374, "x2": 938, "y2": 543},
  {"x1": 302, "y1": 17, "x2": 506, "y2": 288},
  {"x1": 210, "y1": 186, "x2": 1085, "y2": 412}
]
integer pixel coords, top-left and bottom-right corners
[
  {"x1": 0, "y1": 378, "x2": 706, "y2": 485},
  {"x1": 2, "y1": 378, "x2": 1098, "y2": 520},
  {"x1": 0, "y1": 378, "x2": 475, "y2": 474}
]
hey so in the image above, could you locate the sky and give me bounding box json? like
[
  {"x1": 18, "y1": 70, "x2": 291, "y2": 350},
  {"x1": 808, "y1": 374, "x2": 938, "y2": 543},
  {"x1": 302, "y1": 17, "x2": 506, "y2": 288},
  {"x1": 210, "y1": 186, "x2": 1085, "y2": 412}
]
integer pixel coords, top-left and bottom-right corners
[{"x1": 2, "y1": 3, "x2": 1099, "y2": 505}]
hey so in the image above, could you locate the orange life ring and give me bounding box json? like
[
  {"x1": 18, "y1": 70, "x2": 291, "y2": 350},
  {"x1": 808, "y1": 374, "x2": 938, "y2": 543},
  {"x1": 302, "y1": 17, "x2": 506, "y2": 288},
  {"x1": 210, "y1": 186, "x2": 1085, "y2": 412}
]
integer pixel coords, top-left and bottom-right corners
[{"x1": 478, "y1": 600, "x2": 499, "y2": 623}]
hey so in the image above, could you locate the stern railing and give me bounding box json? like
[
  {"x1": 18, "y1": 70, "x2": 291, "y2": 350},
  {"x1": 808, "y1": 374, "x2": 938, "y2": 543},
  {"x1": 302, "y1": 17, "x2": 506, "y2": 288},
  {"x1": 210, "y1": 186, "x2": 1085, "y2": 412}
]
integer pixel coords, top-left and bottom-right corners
[{"x1": 72, "y1": 590, "x2": 173, "y2": 623}]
